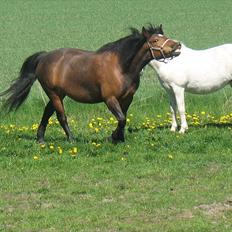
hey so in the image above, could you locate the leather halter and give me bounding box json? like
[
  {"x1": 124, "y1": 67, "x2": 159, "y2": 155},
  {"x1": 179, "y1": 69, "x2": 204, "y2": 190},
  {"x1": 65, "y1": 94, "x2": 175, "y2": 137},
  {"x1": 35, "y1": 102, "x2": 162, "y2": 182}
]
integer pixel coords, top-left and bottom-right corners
[{"x1": 147, "y1": 38, "x2": 171, "y2": 62}]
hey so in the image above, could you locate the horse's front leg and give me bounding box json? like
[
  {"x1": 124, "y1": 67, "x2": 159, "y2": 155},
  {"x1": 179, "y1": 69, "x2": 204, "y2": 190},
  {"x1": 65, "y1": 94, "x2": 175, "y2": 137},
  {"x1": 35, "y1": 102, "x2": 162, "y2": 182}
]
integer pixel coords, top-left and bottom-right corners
[
  {"x1": 105, "y1": 96, "x2": 126, "y2": 143},
  {"x1": 166, "y1": 89, "x2": 178, "y2": 132},
  {"x1": 172, "y1": 86, "x2": 188, "y2": 133}
]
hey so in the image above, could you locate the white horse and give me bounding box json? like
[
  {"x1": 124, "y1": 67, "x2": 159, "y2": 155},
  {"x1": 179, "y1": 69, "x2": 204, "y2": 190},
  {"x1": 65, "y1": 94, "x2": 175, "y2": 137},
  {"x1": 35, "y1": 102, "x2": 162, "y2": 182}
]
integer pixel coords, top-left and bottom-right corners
[{"x1": 150, "y1": 43, "x2": 232, "y2": 133}]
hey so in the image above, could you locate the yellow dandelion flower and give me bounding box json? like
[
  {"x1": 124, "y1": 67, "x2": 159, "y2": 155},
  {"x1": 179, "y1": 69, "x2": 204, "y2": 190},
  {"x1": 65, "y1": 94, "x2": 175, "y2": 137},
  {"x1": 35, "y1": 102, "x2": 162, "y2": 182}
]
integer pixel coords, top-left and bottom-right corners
[
  {"x1": 73, "y1": 147, "x2": 78, "y2": 153},
  {"x1": 40, "y1": 144, "x2": 46, "y2": 149},
  {"x1": 48, "y1": 119, "x2": 53, "y2": 125},
  {"x1": 168, "y1": 155, "x2": 173, "y2": 159},
  {"x1": 49, "y1": 145, "x2": 55, "y2": 152},
  {"x1": 71, "y1": 119, "x2": 75, "y2": 124},
  {"x1": 69, "y1": 147, "x2": 78, "y2": 157},
  {"x1": 33, "y1": 155, "x2": 39, "y2": 160},
  {"x1": 95, "y1": 128, "x2": 99, "y2": 133},
  {"x1": 31, "y1": 123, "x2": 39, "y2": 130},
  {"x1": 57, "y1": 146, "x2": 63, "y2": 155},
  {"x1": 88, "y1": 123, "x2": 93, "y2": 129}
]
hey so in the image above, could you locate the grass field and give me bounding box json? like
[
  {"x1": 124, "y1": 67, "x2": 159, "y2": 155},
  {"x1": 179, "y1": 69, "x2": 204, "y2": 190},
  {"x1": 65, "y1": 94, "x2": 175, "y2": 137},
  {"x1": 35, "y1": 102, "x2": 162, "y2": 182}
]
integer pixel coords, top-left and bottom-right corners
[{"x1": 1, "y1": 1, "x2": 232, "y2": 231}]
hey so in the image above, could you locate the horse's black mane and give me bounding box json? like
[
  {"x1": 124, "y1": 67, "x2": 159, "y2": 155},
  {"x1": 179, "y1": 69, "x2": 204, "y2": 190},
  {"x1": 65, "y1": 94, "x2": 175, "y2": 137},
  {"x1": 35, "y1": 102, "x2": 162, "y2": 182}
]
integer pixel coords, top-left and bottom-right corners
[{"x1": 97, "y1": 24, "x2": 163, "y2": 72}]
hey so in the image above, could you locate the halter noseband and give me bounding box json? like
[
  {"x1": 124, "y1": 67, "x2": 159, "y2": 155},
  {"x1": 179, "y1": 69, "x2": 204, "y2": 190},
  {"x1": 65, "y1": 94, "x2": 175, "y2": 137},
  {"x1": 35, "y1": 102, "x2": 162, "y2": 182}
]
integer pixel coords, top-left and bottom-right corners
[{"x1": 147, "y1": 38, "x2": 171, "y2": 63}]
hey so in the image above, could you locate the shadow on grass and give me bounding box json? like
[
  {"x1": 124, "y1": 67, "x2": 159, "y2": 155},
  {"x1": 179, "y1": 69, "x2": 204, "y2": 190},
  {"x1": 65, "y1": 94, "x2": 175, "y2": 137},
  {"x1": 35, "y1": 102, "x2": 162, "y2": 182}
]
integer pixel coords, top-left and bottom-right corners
[
  {"x1": 128, "y1": 122, "x2": 232, "y2": 133},
  {"x1": 198, "y1": 122, "x2": 232, "y2": 128}
]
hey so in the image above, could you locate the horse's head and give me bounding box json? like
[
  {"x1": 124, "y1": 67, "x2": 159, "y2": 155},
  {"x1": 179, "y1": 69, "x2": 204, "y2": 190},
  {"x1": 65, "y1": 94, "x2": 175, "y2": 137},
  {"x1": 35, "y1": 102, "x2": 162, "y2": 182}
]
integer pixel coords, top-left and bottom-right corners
[{"x1": 142, "y1": 25, "x2": 181, "y2": 62}]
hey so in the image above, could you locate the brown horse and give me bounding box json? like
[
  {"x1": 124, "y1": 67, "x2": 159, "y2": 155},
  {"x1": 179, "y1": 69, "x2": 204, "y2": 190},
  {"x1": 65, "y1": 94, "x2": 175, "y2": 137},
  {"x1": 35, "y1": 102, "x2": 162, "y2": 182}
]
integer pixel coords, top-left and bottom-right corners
[{"x1": 0, "y1": 25, "x2": 181, "y2": 143}]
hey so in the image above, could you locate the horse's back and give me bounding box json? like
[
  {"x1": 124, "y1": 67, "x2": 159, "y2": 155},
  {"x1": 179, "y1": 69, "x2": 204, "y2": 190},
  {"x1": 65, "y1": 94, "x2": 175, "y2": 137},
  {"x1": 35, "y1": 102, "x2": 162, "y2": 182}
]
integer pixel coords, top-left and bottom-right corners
[{"x1": 36, "y1": 48, "x2": 99, "y2": 99}]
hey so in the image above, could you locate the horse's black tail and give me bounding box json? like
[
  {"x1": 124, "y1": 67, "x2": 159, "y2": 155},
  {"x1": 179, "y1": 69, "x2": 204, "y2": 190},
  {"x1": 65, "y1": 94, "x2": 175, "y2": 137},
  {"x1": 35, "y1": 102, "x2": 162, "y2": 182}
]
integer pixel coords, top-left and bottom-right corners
[{"x1": 0, "y1": 51, "x2": 46, "y2": 112}]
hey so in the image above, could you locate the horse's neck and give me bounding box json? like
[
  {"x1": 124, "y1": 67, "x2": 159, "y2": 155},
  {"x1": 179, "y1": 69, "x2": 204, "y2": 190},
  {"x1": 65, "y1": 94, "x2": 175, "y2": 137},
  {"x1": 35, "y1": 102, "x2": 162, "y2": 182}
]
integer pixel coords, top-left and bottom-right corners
[{"x1": 128, "y1": 47, "x2": 151, "y2": 78}]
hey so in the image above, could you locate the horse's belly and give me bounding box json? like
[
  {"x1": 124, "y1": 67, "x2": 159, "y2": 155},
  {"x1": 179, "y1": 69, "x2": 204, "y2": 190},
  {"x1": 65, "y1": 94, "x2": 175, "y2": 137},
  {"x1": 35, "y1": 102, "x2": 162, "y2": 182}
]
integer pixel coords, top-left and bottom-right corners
[
  {"x1": 69, "y1": 95, "x2": 102, "y2": 103},
  {"x1": 65, "y1": 84, "x2": 103, "y2": 103},
  {"x1": 186, "y1": 80, "x2": 229, "y2": 94}
]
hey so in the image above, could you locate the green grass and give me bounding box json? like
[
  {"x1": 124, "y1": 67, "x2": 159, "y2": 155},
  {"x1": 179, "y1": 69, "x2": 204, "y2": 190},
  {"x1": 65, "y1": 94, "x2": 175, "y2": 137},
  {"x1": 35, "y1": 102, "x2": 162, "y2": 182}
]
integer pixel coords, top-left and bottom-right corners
[{"x1": 1, "y1": 0, "x2": 232, "y2": 231}]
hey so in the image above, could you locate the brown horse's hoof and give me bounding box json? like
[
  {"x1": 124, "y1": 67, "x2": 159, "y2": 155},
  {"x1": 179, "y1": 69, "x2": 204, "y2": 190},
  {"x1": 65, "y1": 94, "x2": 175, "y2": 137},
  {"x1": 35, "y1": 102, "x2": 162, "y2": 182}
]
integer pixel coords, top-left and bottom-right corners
[
  {"x1": 67, "y1": 137, "x2": 75, "y2": 143},
  {"x1": 37, "y1": 138, "x2": 45, "y2": 144},
  {"x1": 112, "y1": 140, "x2": 124, "y2": 145},
  {"x1": 107, "y1": 135, "x2": 125, "y2": 144}
]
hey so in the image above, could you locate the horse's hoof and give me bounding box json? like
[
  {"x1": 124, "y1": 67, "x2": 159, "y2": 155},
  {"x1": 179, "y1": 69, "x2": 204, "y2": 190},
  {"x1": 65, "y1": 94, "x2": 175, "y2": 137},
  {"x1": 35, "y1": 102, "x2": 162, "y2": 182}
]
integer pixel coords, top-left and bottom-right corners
[
  {"x1": 170, "y1": 127, "x2": 177, "y2": 132},
  {"x1": 37, "y1": 138, "x2": 45, "y2": 144},
  {"x1": 68, "y1": 137, "x2": 75, "y2": 143},
  {"x1": 112, "y1": 140, "x2": 124, "y2": 145},
  {"x1": 179, "y1": 128, "x2": 188, "y2": 134},
  {"x1": 108, "y1": 136, "x2": 124, "y2": 144}
]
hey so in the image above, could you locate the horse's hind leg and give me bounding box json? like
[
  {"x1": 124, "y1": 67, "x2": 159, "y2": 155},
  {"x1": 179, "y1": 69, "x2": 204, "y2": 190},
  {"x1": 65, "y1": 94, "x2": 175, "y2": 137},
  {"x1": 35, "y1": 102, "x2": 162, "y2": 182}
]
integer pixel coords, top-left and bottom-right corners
[
  {"x1": 37, "y1": 101, "x2": 55, "y2": 143},
  {"x1": 51, "y1": 94, "x2": 74, "y2": 141}
]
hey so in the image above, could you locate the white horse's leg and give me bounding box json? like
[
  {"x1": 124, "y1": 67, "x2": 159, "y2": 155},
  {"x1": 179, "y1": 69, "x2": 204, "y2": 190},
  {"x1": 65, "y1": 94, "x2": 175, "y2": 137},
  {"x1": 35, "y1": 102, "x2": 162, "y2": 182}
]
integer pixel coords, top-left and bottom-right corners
[
  {"x1": 172, "y1": 86, "x2": 188, "y2": 133},
  {"x1": 167, "y1": 90, "x2": 178, "y2": 132}
]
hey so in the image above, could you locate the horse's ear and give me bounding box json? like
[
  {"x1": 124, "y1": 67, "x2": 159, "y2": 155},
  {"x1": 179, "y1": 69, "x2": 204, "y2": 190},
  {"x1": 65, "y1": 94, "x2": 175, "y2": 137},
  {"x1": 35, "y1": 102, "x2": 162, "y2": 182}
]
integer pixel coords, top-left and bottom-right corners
[
  {"x1": 159, "y1": 24, "x2": 164, "y2": 34},
  {"x1": 142, "y1": 27, "x2": 151, "y2": 39}
]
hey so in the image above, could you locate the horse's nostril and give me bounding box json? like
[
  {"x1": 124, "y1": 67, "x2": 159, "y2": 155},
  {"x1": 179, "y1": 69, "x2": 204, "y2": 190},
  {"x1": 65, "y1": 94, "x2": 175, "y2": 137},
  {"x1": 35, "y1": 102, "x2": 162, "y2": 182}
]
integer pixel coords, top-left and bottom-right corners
[{"x1": 174, "y1": 42, "x2": 181, "y2": 50}]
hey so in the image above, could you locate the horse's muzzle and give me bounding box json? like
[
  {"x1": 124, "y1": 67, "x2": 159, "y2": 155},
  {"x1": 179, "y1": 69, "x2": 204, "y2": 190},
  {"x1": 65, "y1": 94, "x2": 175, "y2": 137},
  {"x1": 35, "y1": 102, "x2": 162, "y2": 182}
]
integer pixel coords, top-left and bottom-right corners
[{"x1": 171, "y1": 42, "x2": 181, "y2": 57}]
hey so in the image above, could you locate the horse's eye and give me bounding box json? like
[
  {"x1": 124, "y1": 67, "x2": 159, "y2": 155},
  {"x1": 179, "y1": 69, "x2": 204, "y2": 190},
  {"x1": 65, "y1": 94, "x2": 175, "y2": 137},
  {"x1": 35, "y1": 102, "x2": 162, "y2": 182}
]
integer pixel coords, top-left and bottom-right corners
[{"x1": 154, "y1": 39, "x2": 158, "y2": 43}]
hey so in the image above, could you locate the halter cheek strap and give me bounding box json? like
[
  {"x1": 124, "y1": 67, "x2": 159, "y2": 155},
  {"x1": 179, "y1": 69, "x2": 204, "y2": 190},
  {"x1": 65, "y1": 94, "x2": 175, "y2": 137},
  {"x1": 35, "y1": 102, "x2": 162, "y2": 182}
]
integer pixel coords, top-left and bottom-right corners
[{"x1": 147, "y1": 39, "x2": 171, "y2": 63}]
